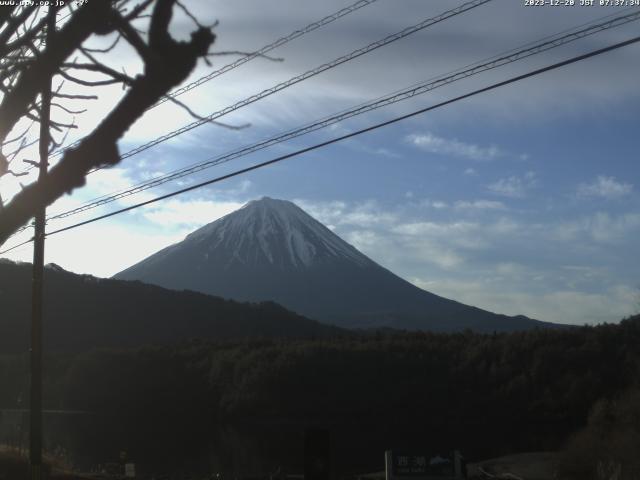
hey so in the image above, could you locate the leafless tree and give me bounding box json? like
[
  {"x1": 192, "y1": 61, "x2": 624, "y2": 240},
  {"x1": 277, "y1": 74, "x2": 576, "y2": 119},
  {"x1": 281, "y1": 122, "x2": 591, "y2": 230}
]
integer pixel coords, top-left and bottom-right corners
[{"x1": 0, "y1": 0, "x2": 216, "y2": 246}]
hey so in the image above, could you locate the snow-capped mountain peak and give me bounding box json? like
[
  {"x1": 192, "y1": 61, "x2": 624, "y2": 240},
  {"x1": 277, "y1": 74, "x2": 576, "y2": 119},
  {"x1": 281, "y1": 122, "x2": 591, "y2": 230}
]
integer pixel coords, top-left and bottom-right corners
[
  {"x1": 115, "y1": 197, "x2": 549, "y2": 332},
  {"x1": 184, "y1": 197, "x2": 371, "y2": 269}
]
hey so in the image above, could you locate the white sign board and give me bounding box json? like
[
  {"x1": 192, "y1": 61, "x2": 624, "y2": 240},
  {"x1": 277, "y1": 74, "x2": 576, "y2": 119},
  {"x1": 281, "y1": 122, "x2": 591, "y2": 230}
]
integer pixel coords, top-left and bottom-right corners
[{"x1": 125, "y1": 463, "x2": 136, "y2": 478}]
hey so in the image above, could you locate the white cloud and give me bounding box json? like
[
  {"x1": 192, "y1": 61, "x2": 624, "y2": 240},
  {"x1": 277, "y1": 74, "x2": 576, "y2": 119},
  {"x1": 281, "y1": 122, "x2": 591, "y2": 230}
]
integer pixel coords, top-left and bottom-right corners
[
  {"x1": 392, "y1": 220, "x2": 478, "y2": 238},
  {"x1": 407, "y1": 132, "x2": 503, "y2": 161},
  {"x1": 413, "y1": 277, "x2": 636, "y2": 325},
  {"x1": 4, "y1": 197, "x2": 246, "y2": 277},
  {"x1": 552, "y1": 212, "x2": 640, "y2": 244},
  {"x1": 453, "y1": 200, "x2": 506, "y2": 211},
  {"x1": 45, "y1": 168, "x2": 248, "y2": 231},
  {"x1": 495, "y1": 262, "x2": 528, "y2": 277},
  {"x1": 488, "y1": 171, "x2": 536, "y2": 198},
  {"x1": 577, "y1": 175, "x2": 633, "y2": 199},
  {"x1": 345, "y1": 226, "x2": 465, "y2": 270},
  {"x1": 4, "y1": 161, "x2": 248, "y2": 275},
  {"x1": 410, "y1": 243, "x2": 464, "y2": 269},
  {"x1": 3, "y1": 222, "x2": 191, "y2": 279},
  {"x1": 418, "y1": 199, "x2": 448, "y2": 209},
  {"x1": 344, "y1": 229, "x2": 386, "y2": 252},
  {"x1": 141, "y1": 198, "x2": 244, "y2": 228},
  {"x1": 392, "y1": 219, "x2": 489, "y2": 253},
  {"x1": 294, "y1": 198, "x2": 639, "y2": 324},
  {"x1": 418, "y1": 199, "x2": 505, "y2": 211},
  {"x1": 222, "y1": 179, "x2": 253, "y2": 196},
  {"x1": 297, "y1": 199, "x2": 398, "y2": 229}
]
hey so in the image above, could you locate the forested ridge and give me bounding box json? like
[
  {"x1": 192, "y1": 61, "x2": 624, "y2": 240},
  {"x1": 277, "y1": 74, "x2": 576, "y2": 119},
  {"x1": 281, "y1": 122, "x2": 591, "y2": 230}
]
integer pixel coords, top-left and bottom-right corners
[
  {"x1": 1, "y1": 315, "x2": 639, "y2": 470},
  {"x1": 0, "y1": 261, "x2": 343, "y2": 353}
]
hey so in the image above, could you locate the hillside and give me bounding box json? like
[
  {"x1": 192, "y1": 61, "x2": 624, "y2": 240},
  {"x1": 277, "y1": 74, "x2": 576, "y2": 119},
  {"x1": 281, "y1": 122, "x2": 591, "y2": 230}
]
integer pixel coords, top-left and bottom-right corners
[{"x1": 0, "y1": 260, "x2": 343, "y2": 353}]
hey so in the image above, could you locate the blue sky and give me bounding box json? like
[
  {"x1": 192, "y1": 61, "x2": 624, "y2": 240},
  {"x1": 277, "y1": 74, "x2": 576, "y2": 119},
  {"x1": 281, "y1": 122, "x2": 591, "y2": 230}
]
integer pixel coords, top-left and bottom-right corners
[{"x1": 1, "y1": 0, "x2": 639, "y2": 325}]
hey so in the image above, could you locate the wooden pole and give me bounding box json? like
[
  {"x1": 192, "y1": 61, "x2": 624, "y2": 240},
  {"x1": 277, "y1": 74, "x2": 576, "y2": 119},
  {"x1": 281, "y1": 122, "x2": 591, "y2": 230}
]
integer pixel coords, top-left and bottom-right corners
[{"x1": 30, "y1": 6, "x2": 55, "y2": 480}]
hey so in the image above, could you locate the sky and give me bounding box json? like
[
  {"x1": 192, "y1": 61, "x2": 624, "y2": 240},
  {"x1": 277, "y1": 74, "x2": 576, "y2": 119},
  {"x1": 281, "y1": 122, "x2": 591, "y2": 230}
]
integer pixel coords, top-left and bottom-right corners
[{"x1": 1, "y1": 0, "x2": 639, "y2": 325}]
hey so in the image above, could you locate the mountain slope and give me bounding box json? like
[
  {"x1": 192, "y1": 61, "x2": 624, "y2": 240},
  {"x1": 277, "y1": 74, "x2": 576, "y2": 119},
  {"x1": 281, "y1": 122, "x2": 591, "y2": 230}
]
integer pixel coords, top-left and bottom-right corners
[
  {"x1": 0, "y1": 260, "x2": 343, "y2": 353},
  {"x1": 115, "y1": 197, "x2": 553, "y2": 332}
]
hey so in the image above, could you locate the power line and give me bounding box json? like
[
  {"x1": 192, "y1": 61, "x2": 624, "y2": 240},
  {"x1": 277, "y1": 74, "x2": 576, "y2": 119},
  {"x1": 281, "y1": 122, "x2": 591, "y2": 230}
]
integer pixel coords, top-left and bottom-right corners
[
  {"x1": 99, "y1": 0, "x2": 493, "y2": 165},
  {"x1": 6, "y1": 5, "x2": 638, "y2": 241},
  {"x1": 33, "y1": 34, "x2": 640, "y2": 241},
  {"x1": 9, "y1": 0, "x2": 492, "y2": 200},
  {"x1": 0, "y1": 236, "x2": 34, "y2": 255},
  {"x1": 48, "y1": 0, "x2": 381, "y2": 160},
  {"x1": 155, "y1": 0, "x2": 380, "y2": 106},
  {"x1": 2, "y1": 33, "x2": 637, "y2": 254},
  {"x1": 44, "y1": 8, "x2": 640, "y2": 222}
]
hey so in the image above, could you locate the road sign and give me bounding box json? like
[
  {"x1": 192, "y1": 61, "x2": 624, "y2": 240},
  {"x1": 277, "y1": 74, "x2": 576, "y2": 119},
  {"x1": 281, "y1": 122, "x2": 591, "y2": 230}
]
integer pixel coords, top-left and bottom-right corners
[
  {"x1": 125, "y1": 463, "x2": 136, "y2": 478},
  {"x1": 385, "y1": 451, "x2": 465, "y2": 480}
]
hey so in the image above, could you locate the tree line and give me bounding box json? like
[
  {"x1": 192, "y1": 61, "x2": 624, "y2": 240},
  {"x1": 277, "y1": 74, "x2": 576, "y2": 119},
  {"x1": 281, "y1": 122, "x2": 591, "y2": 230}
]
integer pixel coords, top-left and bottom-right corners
[{"x1": 1, "y1": 315, "x2": 639, "y2": 475}]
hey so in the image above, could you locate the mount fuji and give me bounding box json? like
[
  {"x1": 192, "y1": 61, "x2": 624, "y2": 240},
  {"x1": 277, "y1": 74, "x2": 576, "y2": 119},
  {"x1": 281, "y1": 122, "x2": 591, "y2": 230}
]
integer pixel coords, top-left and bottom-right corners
[{"x1": 114, "y1": 197, "x2": 552, "y2": 332}]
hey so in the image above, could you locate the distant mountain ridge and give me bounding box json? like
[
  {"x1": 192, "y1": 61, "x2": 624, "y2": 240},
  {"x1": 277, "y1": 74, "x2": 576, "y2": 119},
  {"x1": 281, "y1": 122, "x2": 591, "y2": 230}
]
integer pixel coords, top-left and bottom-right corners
[
  {"x1": 115, "y1": 197, "x2": 555, "y2": 332},
  {"x1": 0, "y1": 259, "x2": 343, "y2": 353}
]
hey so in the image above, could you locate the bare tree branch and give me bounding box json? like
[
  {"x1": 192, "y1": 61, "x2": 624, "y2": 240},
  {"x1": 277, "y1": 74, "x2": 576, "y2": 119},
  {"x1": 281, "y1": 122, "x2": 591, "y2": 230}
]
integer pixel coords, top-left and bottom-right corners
[
  {"x1": 123, "y1": 0, "x2": 155, "y2": 21},
  {"x1": 81, "y1": 34, "x2": 122, "y2": 54},
  {"x1": 63, "y1": 58, "x2": 136, "y2": 85},
  {"x1": 52, "y1": 92, "x2": 99, "y2": 100},
  {"x1": 57, "y1": 69, "x2": 125, "y2": 87},
  {"x1": 0, "y1": 1, "x2": 115, "y2": 143},
  {"x1": 0, "y1": 0, "x2": 216, "y2": 245},
  {"x1": 112, "y1": 11, "x2": 153, "y2": 63},
  {"x1": 3, "y1": 14, "x2": 48, "y2": 57},
  {"x1": 0, "y1": 5, "x2": 38, "y2": 50},
  {"x1": 176, "y1": 0, "x2": 203, "y2": 29},
  {"x1": 163, "y1": 94, "x2": 250, "y2": 130},
  {"x1": 51, "y1": 103, "x2": 87, "y2": 115},
  {"x1": 1, "y1": 120, "x2": 36, "y2": 147}
]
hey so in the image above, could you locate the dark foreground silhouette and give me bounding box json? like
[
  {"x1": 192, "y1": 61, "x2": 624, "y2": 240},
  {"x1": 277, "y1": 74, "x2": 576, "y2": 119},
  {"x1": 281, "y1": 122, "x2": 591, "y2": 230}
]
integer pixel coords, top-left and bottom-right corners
[{"x1": 1, "y1": 315, "x2": 639, "y2": 478}]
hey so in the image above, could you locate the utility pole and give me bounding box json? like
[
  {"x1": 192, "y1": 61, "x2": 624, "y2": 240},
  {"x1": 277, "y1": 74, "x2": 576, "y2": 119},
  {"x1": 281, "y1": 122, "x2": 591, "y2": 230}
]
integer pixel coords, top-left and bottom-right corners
[{"x1": 30, "y1": 6, "x2": 55, "y2": 480}]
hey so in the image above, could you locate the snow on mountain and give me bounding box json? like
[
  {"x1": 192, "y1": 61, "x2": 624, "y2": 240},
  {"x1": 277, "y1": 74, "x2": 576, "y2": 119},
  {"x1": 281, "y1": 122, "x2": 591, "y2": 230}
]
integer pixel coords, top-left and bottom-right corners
[{"x1": 185, "y1": 197, "x2": 371, "y2": 269}]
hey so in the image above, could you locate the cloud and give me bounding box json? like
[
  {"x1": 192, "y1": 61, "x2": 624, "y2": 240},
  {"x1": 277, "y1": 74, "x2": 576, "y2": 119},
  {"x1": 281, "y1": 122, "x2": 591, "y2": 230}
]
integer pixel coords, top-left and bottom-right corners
[
  {"x1": 393, "y1": 220, "x2": 478, "y2": 237},
  {"x1": 300, "y1": 199, "x2": 483, "y2": 270},
  {"x1": 219, "y1": 179, "x2": 253, "y2": 196},
  {"x1": 488, "y1": 171, "x2": 536, "y2": 198},
  {"x1": 552, "y1": 212, "x2": 640, "y2": 245},
  {"x1": 141, "y1": 198, "x2": 244, "y2": 229},
  {"x1": 3, "y1": 222, "x2": 192, "y2": 279},
  {"x1": 412, "y1": 277, "x2": 637, "y2": 325},
  {"x1": 407, "y1": 132, "x2": 503, "y2": 161},
  {"x1": 418, "y1": 199, "x2": 506, "y2": 211},
  {"x1": 453, "y1": 200, "x2": 506, "y2": 211},
  {"x1": 3, "y1": 195, "x2": 248, "y2": 277},
  {"x1": 297, "y1": 199, "x2": 398, "y2": 228},
  {"x1": 419, "y1": 200, "x2": 448, "y2": 209},
  {"x1": 45, "y1": 167, "x2": 250, "y2": 232},
  {"x1": 344, "y1": 228, "x2": 464, "y2": 270},
  {"x1": 577, "y1": 175, "x2": 633, "y2": 199},
  {"x1": 293, "y1": 198, "x2": 639, "y2": 324},
  {"x1": 392, "y1": 220, "x2": 488, "y2": 252}
]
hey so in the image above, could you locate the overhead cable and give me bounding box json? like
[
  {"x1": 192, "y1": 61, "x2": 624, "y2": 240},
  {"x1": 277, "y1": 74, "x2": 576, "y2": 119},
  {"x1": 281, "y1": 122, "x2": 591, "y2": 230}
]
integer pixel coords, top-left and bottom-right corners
[
  {"x1": 44, "y1": 8, "x2": 640, "y2": 222},
  {"x1": 155, "y1": 0, "x2": 381, "y2": 106},
  {"x1": 48, "y1": 0, "x2": 381, "y2": 159},
  {"x1": 102, "y1": 0, "x2": 493, "y2": 163},
  {"x1": 29, "y1": 34, "x2": 640, "y2": 242}
]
